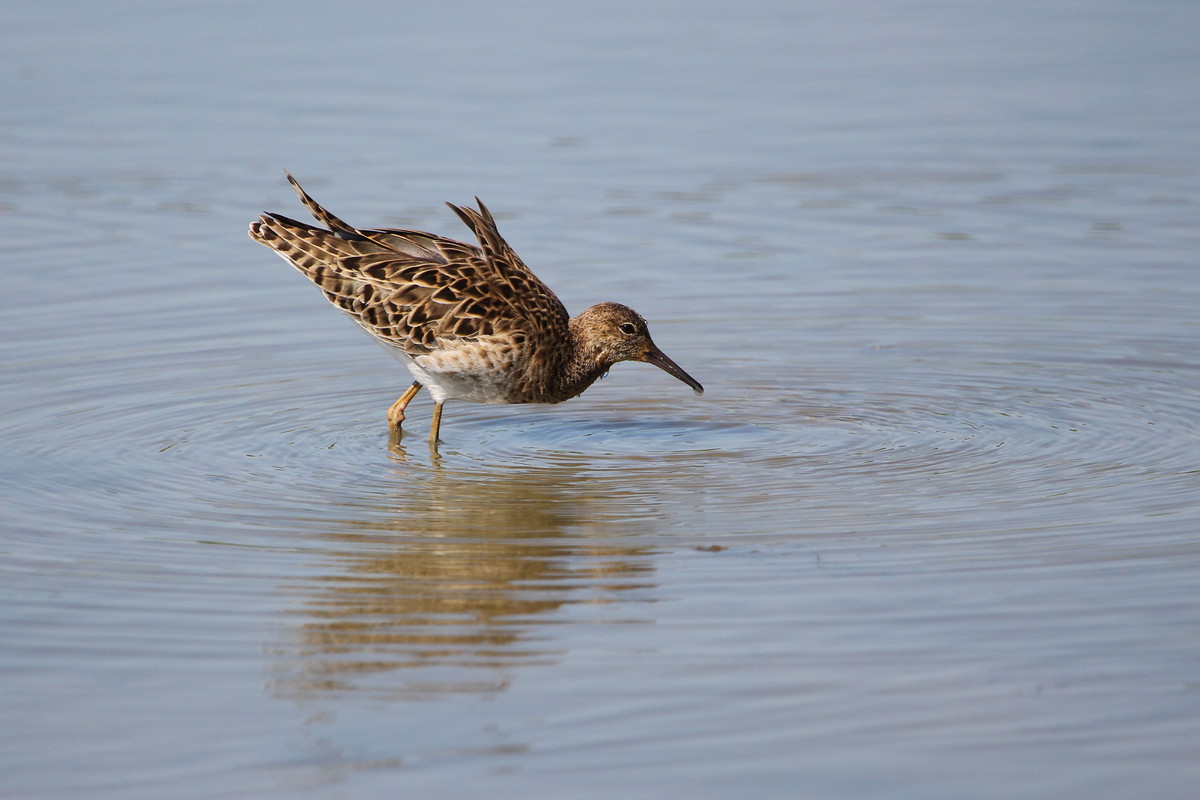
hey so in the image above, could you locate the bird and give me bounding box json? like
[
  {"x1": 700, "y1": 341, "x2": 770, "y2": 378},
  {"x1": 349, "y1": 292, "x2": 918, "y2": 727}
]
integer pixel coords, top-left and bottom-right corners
[{"x1": 248, "y1": 173, "x2": 703, "y2": 446}]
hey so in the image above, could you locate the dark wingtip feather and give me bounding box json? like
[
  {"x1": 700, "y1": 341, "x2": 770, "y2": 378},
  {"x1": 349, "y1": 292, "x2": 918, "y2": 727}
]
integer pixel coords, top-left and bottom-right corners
[
  {"x1": 445, "y1": 201, "x2": 474, "y2": 231},
  {"x1": 474, "y1": 196, "x2": 492, "y2": 220},
  {"x1": 281, "y1": 171, "x2": 358, "y2": 236}
]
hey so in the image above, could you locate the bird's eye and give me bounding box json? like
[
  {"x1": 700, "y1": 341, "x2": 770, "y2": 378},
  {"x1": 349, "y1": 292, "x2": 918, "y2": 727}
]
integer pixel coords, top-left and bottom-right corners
[{"x1": 618, "y1": 322, "x2": 637, "y2": 335}]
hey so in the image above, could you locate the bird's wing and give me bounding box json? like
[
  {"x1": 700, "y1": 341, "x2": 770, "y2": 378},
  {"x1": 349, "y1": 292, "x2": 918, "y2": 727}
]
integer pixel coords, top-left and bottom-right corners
[{"x1": 249, "y1": 175, "x2": 570, "y2": 357}]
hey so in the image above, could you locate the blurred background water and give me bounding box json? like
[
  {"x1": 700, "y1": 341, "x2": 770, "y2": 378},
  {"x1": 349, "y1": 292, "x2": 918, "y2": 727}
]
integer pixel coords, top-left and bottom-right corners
[{"x1": 2, "y1": 1, "x2": 1199, "y2": 798}]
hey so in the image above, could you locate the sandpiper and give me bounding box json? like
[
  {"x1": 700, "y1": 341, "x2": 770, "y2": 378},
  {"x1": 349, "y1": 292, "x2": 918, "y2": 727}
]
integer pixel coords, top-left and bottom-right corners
[{"x1": 249, "y1": 173, "x2": 703, "y2": 444}]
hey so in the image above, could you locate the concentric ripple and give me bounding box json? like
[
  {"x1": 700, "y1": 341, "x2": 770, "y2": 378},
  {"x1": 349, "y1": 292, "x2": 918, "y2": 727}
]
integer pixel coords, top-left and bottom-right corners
[{"x1": 8, "y1": 315, "x2": 1196, "y2": 558}]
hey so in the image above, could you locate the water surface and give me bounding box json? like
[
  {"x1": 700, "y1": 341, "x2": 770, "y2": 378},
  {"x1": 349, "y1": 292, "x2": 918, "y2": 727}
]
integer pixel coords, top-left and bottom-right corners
[{"x1": 2, "y1": 2, "x2": 1199, "y2": 798}]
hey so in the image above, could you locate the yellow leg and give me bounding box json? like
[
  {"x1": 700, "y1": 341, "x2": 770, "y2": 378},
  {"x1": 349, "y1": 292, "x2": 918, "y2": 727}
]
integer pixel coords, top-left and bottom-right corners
[
  {"x1": 429, "y1": 401, "x2": 445, "y2": 444},
  {"x1": 386, "y1": 382, "x2": 422, "y2": 432}
]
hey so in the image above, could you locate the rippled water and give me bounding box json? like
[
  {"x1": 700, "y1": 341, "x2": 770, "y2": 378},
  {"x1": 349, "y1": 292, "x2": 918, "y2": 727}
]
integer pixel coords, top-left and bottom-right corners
[{"x1": 4, "y1": 1, "x2": 1200, "y2": 798}]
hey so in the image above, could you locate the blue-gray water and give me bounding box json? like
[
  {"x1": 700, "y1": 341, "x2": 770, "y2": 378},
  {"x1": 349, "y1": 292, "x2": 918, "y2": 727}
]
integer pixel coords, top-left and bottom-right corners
[{"x1": 3, "y1": 1, "x2": 1199, "y2": 798}]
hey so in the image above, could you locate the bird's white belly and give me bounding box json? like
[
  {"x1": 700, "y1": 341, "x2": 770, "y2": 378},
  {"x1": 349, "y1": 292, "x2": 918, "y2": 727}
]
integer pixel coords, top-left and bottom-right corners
[{"x1": 379, "y1": 342, "x2": 518, "y2": 405}]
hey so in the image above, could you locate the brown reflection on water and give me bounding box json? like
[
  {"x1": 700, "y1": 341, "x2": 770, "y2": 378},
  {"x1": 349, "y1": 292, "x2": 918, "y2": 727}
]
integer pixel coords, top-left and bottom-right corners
[{"x1": 271, "y1": 464, "x2": 658, "y2": 701}]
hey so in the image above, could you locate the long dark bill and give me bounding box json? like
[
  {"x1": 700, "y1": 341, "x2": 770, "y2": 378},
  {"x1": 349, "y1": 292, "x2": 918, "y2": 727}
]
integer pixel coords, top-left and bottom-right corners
[{"x1": 643, "y1": 347, "x2": 704, "y2": 395}]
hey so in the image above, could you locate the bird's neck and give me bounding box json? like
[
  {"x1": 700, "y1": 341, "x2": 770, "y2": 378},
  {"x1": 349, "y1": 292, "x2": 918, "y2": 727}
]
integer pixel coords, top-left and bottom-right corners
[{"x1": 547, "y1": 317, "x2": 611, "y2": 401}]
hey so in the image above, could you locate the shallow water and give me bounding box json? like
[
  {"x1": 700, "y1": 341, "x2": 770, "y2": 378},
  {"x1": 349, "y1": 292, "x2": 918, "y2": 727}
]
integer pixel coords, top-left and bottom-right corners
[{"x1": 3, "y1": 1, "x2": 1200, "y2": 798}]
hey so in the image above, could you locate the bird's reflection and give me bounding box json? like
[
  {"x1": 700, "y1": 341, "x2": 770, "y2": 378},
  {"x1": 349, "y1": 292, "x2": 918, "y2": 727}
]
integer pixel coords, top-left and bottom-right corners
[{"x1": 271, "y1": 461, "x2": 658, "y2": 701}]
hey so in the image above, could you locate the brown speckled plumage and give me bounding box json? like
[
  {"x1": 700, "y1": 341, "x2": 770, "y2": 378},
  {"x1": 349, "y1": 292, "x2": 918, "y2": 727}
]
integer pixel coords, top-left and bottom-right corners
[{"x1": 249, "y1": 173, "x2": 703, "y2": 444}]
